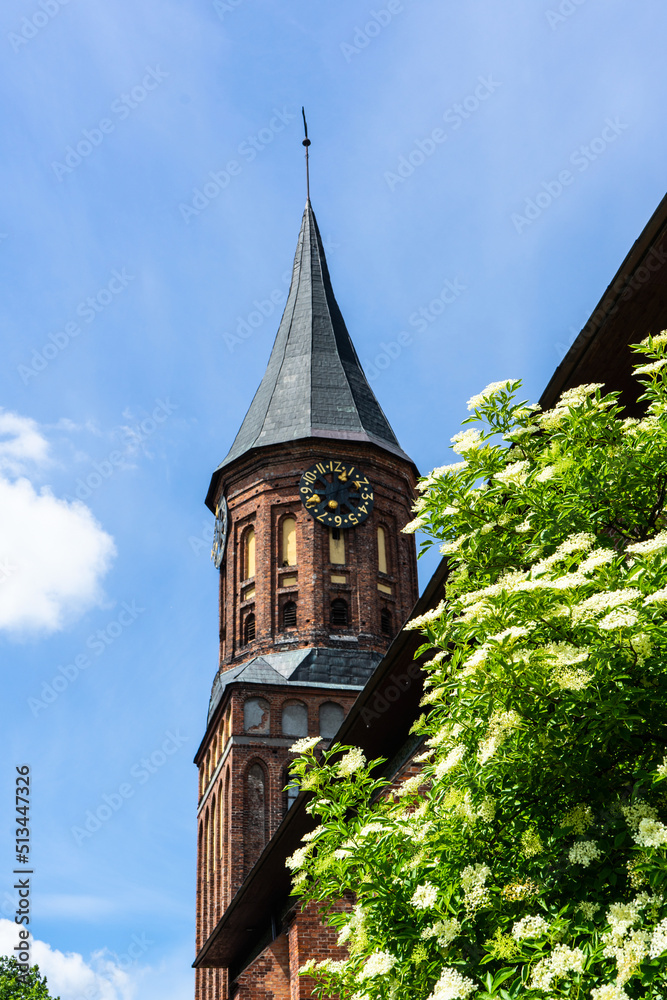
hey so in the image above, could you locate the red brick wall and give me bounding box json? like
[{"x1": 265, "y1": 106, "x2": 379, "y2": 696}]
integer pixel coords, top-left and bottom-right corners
[{"x1": 215, "y1": 439, "x2": 419, "y2": 669}]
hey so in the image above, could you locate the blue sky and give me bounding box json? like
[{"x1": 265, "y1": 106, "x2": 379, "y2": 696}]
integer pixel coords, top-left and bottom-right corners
[{"x1": 0, "y1": 1, "x2": 665, "y2": 997}]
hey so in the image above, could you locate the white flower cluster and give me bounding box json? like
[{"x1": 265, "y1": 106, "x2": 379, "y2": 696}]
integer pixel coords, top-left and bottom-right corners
[
  {"x1": 656, "y1": 755, "x2": 667, "y2": 779},
  {"x1": 357, "y1": 950, "x2": 396, "y2": 981},
  {"x1": 450, "y1": 428, "x2": 483, "y2": 454},
  {"x1": 494, "y1": 459, "x2": 530, "y2": 487},
  {"x1": 576, "y1": 900, "x2": 600, "y2": 920},
  {"x1": 477, "y1": 709, "x2": 521, "y2": 765},
  {"x1": 461, "y1": 862, "x2": 491, "y2": 913},
  {"x1": 511, "y1": 914, "x2": 549, "y2": 940},
  {"x1": 568, "y1": 839, "x2": 601, "y2": 867},
  {"x1": 601, "y1": 902, "x2": 649, "y2": 984},
  {"x1": 402, "y1": 515, "x2": 427, "y2": 534},
  {"x1": 300, "y1": 957, "x2": 349, "y2": 975},
  {"x1": 598, "y1": 608, "x2": 639, "y2": 631},
  {"x1": 590, "y1": 986, "x2": 629, "y2": 1000},
  {"x1": 641, "y1": 330, "x2": 667, "y2": 349},
  {"x1": 415, "y1": 462, "x2": 468, "y2": 494},
  {"x1": 626, "y1": 529, "x2": 667, "y2": 556},
  {"x1": 572, "y1": 588, "x2": 641, "y2": 623},
  {"x1": 467, "y1": 379, "x2": 517, "y2": 411},
  {"x1": 338, "y1": 747, "x2": 367, "y2": 777},
  {"x1": 405, "y1": 600, "x2": 446, "y2": 631},
  {"x1": 552, "y1": 665, "x2": 592, "y2": 690},
  {"x1": 286, "y1": 845, "x2": 311, "y2": 871},
  {"x1": 529, "y1": 943, "x2": 585, "y2": 991},
  {"x1": 435, "y1": 744, "x2": 467, "y2": 778},
  {"x1": 411, "y1": 882, "x2": 438, "y2": 909},
  {"x1": 635, "y1": 357, "x2": 667, "y2": 376},
  {"x1": 421, "y1": 918, "x2": 460, "y2": 948},
  {"x1": 426, "y1": 966, "x2": 477, "y2": 1000},
  {"x1": 649, "y1": 917, "x2": 667, "y2": 958},
  {"x1": 579, "y1": 547, "x2": 616, "y2": 573},
  {"x1": 635, "y1": 817, "x2": 667, "y2": 848},
  {"x1": 289, "y1": 736, "x2": 321, "y2": 753}
]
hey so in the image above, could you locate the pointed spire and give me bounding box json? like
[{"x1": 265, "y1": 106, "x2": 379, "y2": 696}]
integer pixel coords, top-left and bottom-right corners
[{"x1": 208, "y1": 202, "x2": 411, "y2": 500}]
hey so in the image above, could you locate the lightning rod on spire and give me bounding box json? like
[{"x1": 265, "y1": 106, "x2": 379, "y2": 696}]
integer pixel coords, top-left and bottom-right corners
[{"x1": 301, "y1": 107, "x2": 311, "y2": 202}]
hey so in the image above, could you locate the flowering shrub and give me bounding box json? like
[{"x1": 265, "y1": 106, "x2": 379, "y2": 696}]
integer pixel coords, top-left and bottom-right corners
[{"x1": 287, "y1": 333, "x2": 667, "y2": 999}]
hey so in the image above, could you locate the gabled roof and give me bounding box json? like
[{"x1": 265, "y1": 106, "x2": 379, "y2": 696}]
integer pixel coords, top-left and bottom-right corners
[{"x1": 208, "y1": 201, "x2": 410, "y2": 495}]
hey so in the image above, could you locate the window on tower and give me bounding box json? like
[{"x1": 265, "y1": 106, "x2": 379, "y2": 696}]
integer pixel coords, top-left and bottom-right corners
[
  {"x1": 381, "y1": 607, "x2": 392, "y2": 636},
  {"x1": 319, "y1": 701, "x2": 344, "y2": 739},
  {"x1": 330, "y1": 598, "x2": 349, "y2": 627},
  {"x1": 282, "y1": 600, "x2": 297, "y2": 629},
  {"x1": 281, "y1": 699, "x2": 308, "y2": 737},
  {"x1": 281, "y1": 516, "x2": 296, "y2": 567},
  {"x1": 243, "y1": 612, "x2": 256, "y2": 644},
  {"x1": 244, "y1": 762, "x2": 267, "y2": 872},
  {"x1": 377, "y1": 525, "x2": 388, "y2": 574},
  {"x1": 244, "y1": 697, "x2": 270, "y2": 734},
  {"x1": 243, "y1": 527, "x2": 256, "y2": 580},
  {"x1": 329, "y1": 527, "x2": 346, "y2": 565}
]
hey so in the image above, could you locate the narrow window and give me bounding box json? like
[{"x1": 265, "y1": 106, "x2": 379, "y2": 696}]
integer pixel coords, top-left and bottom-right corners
[
  {"x1": 285, "y1": 770, "x2": 299, "y2": 813},
  {"x1": 329, "y1": 527, "x2": 346, "y2": 565},
  {"x1": 244, "y1": 696, "x2": 270, "y2": 734},
  {"x1": 319, "y1": 701, "x2": 344, "y2": 738},
  {"x1": 244, "y1": 763, "x2": 267, "y2": 871},
  {"x1": 377, "y1": 526, "x2": 388, "y2": 574},
  {"x1": 282, "y1": 699, "x2": 308, "y2": 737},
  {"x1": 331, "y1": 598, "x2": 349, "y2": 627},
  {"x1": 282, "y1": 517, "x2": 296, "y2": 567},
  {"x1": 381, "y1": 607, "x2": 392, "y2": 636},
  {"x1": 282, "y1": 600, "x2": 297, "y2": 629},
  {"x1": 243, "y1": 612, "x2": 256, "y2": 644},
  {"x1": 244, "y1": 527, "x2": 255, "y2": 579}
]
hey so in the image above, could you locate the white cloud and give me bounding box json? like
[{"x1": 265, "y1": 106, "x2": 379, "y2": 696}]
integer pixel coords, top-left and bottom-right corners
[
  {"x1": 0, "y1": 410, "x2": 115, "y2": 636},
  {"x1": 0, "y1": 919, "x2": 133, "y2": 1000}
]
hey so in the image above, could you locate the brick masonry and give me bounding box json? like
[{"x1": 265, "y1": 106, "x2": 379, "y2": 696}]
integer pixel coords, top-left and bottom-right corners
[{"x1": 195, "y1": 435, "x2": 419, "y2": 1000}]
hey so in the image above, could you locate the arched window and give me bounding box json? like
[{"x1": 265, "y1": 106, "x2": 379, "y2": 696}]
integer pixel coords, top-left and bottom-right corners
[
  {"x1": 377, "y1": 526, "x2": 388, "y2": 574},
  {"x1": 243, "y1": 612, "x2": 256, "y2": 644},
  {"x1": 244, "y1": 527, "x2": 255, "y2": 579},
  {"x1": 244, "y1": 696, "x2": 270, "y2": 734},
  {"x1": 381, "y1": 607, "x2": 392, "y2": 636},
  {"x1": 282, "y1": 517, "x2": 296, "y2": 567},
  {"x1": 331, "y1": 598, "x2": 349, "y2": 627},
  {"x1": 329, "y1": 527, "x2": 346, "y2": 565},
  {"x1": 282, "y1": 699, "x2": 308, "y2": 737},
  {"x1": 319, "y1": 701, "x2": 344, "y2": 739},
  {"x1": 282, "y1": 600, "x2": 297, "y2": 629},
  {"x1": 244, "y1": 762, "x2": 267, "y2": 871}
]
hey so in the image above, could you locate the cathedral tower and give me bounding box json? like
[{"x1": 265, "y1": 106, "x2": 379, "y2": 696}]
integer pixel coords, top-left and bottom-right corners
[{"x1": 194, "y1": 200, "x2": 419, "y2": 1000}]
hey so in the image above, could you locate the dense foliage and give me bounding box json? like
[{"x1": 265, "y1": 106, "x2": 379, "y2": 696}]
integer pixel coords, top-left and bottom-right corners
[
  {"x1": 0, "y1": 958, "x2": 58, "y2": 1000},
  {"x1": 287, "y1": 335, "x2": 667, "y2": 1000}
]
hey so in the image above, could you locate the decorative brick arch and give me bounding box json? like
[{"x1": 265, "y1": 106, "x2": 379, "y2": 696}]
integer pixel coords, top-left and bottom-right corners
[{"x1": 243, "y1": 758, "x2": 268, "y2": 873}]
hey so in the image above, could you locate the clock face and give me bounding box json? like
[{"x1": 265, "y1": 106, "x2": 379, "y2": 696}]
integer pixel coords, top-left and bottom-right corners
[
  {"x1": 299, "y1": 460, "x2": 374, "y2": 528},
  {"x1": 211, "y1": 496, "x2": 229, "y2": 570}
]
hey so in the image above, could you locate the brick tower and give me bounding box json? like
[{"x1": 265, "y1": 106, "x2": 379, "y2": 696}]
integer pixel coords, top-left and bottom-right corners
[{"x1": 194, "y1": 200, "x2": 419, "y2": 1000}]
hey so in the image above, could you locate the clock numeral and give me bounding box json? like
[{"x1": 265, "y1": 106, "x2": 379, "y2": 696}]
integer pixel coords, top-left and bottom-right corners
[
  {"x1": 348, "y1": 514, "x2": 358, "y2": 524},
  {"x1": 361, "y1": 492, "x2": 373, "y2": 501},
  {"x1": 358, "y1": 504, "x2": 367, "y2": 514},
  {"x1": 316, "y1": 463, "x2": 327, "y2": 474},
  {"x1": 334, "y1": 515, "x2": 342, "y2": 526}
]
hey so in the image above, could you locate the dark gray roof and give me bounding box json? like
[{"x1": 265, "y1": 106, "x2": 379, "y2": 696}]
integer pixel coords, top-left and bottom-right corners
[
  {"x1": 207, "y1": 646, "x2": 382, "y2": 723},
  {"x1": 215, "y1": 201, "x2": 410, "y2": 473}
]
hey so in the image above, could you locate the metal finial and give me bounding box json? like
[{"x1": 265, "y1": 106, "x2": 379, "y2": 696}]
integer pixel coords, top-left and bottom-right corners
[{"x1": 301, "y1": 107, "x2": 311, "y2": 201}]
